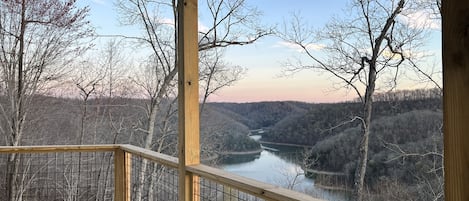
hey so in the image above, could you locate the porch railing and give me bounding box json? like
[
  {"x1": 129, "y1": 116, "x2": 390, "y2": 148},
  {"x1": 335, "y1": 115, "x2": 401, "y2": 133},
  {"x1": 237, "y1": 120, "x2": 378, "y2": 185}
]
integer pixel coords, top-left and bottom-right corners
[{"x1": 0, "y1": 144, "x2": 323, "y2": 201}]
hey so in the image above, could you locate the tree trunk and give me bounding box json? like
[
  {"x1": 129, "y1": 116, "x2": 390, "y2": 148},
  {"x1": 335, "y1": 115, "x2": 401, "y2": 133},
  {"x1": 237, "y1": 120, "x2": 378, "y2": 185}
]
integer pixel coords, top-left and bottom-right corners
[
  {"x1": 7, "y1": 154, "x2": 19, "y2": 201},
  {"x1": 354, "y1": 63, "x2": 377, "y2": 201},
  {"x1": 7, "y1": 1, "x2": 27, "y2": 200},
  {"x1": 135, "y1": 102, "x2": 159, "y2": 201},
  {"x1": 147, "y1": 164, "x2": 163, "y2": 201}
]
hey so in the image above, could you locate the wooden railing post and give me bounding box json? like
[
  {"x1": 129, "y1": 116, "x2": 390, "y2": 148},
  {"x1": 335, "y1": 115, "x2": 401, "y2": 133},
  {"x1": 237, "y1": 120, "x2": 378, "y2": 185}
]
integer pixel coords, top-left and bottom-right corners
[
  {"x1": 177, "y1": 0, "x2": 200, "y2": 200},
  {"x1": 115, "y1": 149, "x2": 131, "y2": 201}
]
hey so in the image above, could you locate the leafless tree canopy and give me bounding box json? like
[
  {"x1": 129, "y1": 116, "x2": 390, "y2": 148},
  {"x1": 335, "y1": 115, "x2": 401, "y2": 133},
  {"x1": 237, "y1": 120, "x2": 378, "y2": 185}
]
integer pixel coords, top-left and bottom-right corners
[
  {"x1": 0, "y1": 1, "x2": 92, "y2": 200},
  {"x1": 281, "y1": 1, "x2": 429, "y2": 100},
  {"x1": 0, "y1": 0, "x2": 92, "y2": 145},
  {"x1": 279, "y1": 0, "x2": 434, "y2": 200},
  {"x1": 113, "y1": 1, "x2": 271, "y2": 199},
  {"x1": 198, "y1": 0, "x2": 272, "y2": 50},
  {"x1": 199, "y1": 49, "x2": 246, "y2": 112}
]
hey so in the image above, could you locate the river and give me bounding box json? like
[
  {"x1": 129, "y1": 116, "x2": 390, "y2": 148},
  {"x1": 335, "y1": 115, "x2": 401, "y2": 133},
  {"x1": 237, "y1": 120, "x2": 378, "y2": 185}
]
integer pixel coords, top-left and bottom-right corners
[{"x1": 220, "y1": 135, "x2": 350, "y2": 201}]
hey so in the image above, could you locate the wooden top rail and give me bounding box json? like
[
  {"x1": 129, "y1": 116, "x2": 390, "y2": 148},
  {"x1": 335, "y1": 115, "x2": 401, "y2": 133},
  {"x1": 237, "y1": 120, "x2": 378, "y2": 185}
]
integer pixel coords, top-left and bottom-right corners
[
  {"x1": 114, "y1": 146, "x2": 324, "y2": 200},
  {"x1": 119, "y1": 144, "x2": 179, "y2": 168},
  {"x1": 0, "y1": 144, "x2": 179, "y2": 169},
  {"x1": 187, "y1": 164, "x2": 325, "y2": 201},
  {"x1": 0, "y1": 144, "x2": 119, "y2": 153}
]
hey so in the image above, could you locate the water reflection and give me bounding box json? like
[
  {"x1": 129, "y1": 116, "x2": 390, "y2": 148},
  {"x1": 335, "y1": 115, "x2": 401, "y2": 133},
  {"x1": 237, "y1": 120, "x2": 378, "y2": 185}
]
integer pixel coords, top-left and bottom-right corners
[
  {"x1": 221, "y1": 149, "x2": 350, "y2": 201},
  {"x1": 221, "y1": 152, "x2": 261, "y2": 164}
]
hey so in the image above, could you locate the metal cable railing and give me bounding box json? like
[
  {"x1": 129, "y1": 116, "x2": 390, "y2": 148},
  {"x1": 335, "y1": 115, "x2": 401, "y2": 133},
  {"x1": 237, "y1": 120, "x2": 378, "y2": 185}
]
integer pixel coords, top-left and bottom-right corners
[
  {"x1": 0, "y1": 146, "x2": 116, "y2": 201},
  {"x1": 0, "y1": 145, "x2": 324, "y2": 201},
  {"x1": 130, "y1": 155, "x2": 179, "y2": 201},
  {"x1": 197, "y1": 177, "x2": 264, "y2": 201}
]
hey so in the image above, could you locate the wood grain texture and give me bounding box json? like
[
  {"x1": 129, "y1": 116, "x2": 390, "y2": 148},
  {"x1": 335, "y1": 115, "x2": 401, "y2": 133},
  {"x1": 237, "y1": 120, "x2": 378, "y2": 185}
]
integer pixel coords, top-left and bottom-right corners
[
  {"x1": 177, "y1": 0, "x2": 200, "y2": 167},
  {"x1": 177, "y1": 0, "x2": 200, "y2": 200},
  {"x1": 114, "y1": 149, "x2": 131, "y2": 201},
  {"x1": 443, "y1": 0, "x2": 469, "y2": 200},
  {"x1": 119, "y1": 144, "x2": 178, "y2": 168}
]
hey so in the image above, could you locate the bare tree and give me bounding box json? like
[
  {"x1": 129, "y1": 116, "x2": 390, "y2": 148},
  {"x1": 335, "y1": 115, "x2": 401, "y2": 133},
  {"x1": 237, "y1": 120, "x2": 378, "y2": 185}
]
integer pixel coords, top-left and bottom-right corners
[
  {"x1": 0, "y1": 1, "x2": 91, "y2": 200},
  {"x1": 115, "y1": 0, "x2": 270, "y2": 151},
  {"x1": 380, "y1": 2, "x2": 443, "y2": 199},
  {"x1": 115, "y1": 0, "x2": 270, "y2": 199},
  {"x1": 279, "y1": 0, "x2": 429, "y2": 200},
  {"x1": 68, "y1": 60, "x2": 105, "y2": 201},
  {"x1": 98, "y1": 39, "x2": 129, "y2": 98},
  {"x1": 199, "y1": 49, "x2": 246, "y2": 113},
  {"x1": 275, "y1": 148, "x2": 318, "y2": 191},
  {"x1": 73, "y1": 61, "x2": 105, "y2": 145},
  {"x1": 398, "y1": 0, "x2": 442, "y2": 92},
  {"x1": 198, "y1": 0, "x2": 271, "y2": 50},
  {"x1": 381, "y1": 120, "x2": 443, "y2": 201},
  {"x1": 0, "y1": 0, "x2": 91, "y2": 145},
  {"x1": 416, "y1": 0, "x2": 441, "y2": 17},
  {"x1": 85, "y1": 40, "x2": 133, "y2": 201}
]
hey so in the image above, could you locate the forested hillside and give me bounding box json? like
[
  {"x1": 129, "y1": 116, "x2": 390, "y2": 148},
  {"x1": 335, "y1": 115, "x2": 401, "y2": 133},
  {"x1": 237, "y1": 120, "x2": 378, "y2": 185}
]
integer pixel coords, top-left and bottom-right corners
[
  {"x1": 209, "y1": 101, "x2": 311, "y2": 129},
  {"x1": 262, "y1": 96, "x2": 441, "y2": 145},
  {"x1": 311, "y1": 109, "x2": 442, "y2": 200},
  {"x1": 0, "y1": 96, "x2": 259, "y2": 158},
  {"x1": 4, "y1": 90, "x2": 440, "y2": 160},
  {"x1": 0, "y1": 89, "x2": 443, "y2": 200},
  {"x1": 206, "y1": 89, "x2": 443, "y2": 200},
  {"x1": 249, "y1": 89, "x2": 443, "y2": 201}
]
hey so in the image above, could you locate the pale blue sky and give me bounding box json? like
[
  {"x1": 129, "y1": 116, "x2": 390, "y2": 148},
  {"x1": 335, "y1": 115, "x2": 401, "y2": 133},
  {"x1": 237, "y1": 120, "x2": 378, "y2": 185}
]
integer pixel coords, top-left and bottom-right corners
[{"x1": 81, "y1": 0, "x2": 442, "y2": 103}]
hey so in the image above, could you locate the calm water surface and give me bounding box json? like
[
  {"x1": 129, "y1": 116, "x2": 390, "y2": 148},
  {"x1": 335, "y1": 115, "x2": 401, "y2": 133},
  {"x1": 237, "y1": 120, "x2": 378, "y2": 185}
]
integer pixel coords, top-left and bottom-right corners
[{"x1": 221, "y1": 138, "x2": 349, "y2": 201}]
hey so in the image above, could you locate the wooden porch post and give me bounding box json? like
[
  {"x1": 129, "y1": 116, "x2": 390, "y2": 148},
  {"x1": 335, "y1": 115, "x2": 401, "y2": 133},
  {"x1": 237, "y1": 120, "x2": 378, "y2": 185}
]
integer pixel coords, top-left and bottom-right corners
[
  {"x1": 115, "y1": 150, "x2": 131, "y2": 201},
  {"x1": 177, "y1": 0, "x2": 200, "y2": 201},
  {"x1": 442, "y1": 0, "x2": 469, "y2": 200}
]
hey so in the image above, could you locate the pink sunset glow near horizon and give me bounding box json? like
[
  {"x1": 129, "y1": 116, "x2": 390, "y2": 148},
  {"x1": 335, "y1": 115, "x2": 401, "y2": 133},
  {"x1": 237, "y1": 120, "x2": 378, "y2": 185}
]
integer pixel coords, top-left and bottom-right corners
[
  {"x1": 82, "y1": 0, "x2": 442, "y2": 103},
  {"x1": 203, "y1": 64, "x2": 359, "y2": 103},
  {"x1": 206, "y1": 90, "x2": 356, "y2": 103}
]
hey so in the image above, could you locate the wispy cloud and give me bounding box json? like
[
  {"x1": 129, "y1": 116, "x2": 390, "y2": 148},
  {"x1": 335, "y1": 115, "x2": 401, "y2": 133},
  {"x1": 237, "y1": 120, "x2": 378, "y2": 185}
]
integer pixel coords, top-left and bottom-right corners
[
  {"x1": 399, "y1": 10, "x2": 440, "y2": 30},
  {"x1": 275, "y1": 41, "x2": 325, "y2": 52},
  {"x1": 198, "y1": 21, "x2": 210, "y2": 33},
  {"x1": 157, "y1": 18, "x2": 175, "y2": 26}
]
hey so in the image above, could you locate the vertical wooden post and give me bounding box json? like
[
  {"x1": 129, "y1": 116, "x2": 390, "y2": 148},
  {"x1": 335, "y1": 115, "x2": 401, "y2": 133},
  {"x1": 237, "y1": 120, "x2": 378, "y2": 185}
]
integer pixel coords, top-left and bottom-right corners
[
  {"x1": 443, "y1": 0, "x2": 469, "y2": 200},
  {"x1": 115, "y1": 149, "x2": 131, "y2": 201},
  {"x1": 177, "y1": 0, "x2": 200, "y2": 201}
]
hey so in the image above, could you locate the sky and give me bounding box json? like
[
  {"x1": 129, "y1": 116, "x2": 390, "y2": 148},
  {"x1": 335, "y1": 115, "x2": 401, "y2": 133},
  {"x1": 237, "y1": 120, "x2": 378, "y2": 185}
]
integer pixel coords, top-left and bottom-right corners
[{"x1": 82, "y1": 0, "x2": 442, "y2": 103}]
